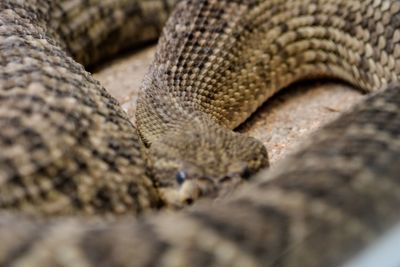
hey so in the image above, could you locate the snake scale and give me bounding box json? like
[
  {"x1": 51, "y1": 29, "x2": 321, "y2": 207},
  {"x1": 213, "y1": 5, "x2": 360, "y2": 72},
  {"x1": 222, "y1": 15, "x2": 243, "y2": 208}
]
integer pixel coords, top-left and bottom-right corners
[{"x1": 0, "y1": 0, "x2": 399, "y2": 266}]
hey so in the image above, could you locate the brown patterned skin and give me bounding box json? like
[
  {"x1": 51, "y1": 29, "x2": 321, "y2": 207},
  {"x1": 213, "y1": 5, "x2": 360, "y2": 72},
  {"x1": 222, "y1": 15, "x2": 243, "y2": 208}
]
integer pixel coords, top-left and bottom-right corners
[
  {"x1": 0, "y1": 0, "x2": 399, "y2": 266},
  {"x1": 1, "y1": 85, "x2": 399, "y2": 267},
  {"x1": 136, "y1": 0, "x2": 400, "y2": 204},
  {"x1": 0, "y1": 0, "x2": 175, "y2": 216},
  {"x1": 51, "y1": 0, "x2": 176, "y2": 67}
]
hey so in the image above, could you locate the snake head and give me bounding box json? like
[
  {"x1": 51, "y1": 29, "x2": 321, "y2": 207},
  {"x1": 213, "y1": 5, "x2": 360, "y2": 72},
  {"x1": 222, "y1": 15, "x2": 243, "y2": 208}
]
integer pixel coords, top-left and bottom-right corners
[{"x1": 144, "y1": 118, "x2": 268, "y2": 208}]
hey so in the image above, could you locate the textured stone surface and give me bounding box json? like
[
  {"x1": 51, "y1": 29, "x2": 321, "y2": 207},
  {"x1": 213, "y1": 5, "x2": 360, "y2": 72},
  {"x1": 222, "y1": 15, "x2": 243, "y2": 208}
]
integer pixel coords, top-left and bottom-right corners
[{"x1": 94, "y1": 45, "x2": 363, "y2": 164}]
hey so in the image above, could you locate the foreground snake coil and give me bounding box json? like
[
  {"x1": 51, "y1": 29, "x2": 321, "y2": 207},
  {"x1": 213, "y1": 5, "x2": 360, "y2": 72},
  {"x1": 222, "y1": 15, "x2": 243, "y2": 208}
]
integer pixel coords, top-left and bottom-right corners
[{"x1": 0, "y1": 0, "x2": 399, "y2": 266}]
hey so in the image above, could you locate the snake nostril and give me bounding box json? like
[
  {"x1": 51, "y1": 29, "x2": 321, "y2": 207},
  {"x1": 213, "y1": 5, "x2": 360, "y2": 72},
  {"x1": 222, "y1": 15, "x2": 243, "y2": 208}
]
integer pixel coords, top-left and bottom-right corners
[
  {"x1": 241, "y1": 166, "x2": 252, "y2": 180},
  {"x1": 185, "y1": 198, "x2": 194, "y2": 205}
]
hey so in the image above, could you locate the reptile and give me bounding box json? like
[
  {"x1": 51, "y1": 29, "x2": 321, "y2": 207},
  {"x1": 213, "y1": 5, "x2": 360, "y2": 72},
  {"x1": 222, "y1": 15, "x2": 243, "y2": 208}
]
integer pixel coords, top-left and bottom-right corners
[
  {"x1": 0, "y1": 0, "x2": 399, "y2": 266},
  {"x1": 135, "y1": 0, "x2": 400, "y2": 205}
]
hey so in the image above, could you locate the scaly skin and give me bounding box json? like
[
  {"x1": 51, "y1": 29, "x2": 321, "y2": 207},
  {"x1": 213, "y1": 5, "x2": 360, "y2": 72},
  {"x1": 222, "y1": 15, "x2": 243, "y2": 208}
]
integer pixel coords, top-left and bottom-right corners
[
  {"x1": 0, "y1": 0, "x2": 399, "y2": 266},
  {"x1": 0, "y1": 84, "x2": 399, "y2": 266},
  {"x1": 0, "y1": 0, "x2": 175, "y2": 215},
  {"x1": 137, "y1": 0, "x2": 400, "y2": 205}
]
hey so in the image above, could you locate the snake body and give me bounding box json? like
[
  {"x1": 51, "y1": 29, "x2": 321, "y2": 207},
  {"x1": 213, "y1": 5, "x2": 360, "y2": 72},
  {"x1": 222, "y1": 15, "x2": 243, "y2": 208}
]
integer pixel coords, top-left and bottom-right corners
[
  {"x1": 0, "y1": 0, "x2": 176, "y2": 215},
  {"x1": 136, "y1": 0, "x2": 400, "y2": 204},
  {"x1": 0, "y1": 0, "x2": 399, "y2": 266}
]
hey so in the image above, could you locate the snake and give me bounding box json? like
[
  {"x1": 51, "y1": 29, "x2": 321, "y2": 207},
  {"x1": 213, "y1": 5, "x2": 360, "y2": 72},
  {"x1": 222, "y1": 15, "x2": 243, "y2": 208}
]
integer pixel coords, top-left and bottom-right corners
[{"x1": 0, "y1": 0, "x2": 399, "y2": 266}]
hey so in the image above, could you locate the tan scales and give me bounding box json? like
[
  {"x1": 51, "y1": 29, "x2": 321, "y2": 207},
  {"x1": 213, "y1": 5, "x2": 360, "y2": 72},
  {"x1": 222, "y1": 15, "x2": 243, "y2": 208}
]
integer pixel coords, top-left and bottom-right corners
[{"x1": 0, "y1": 0, "x2": 399, "y2": 266}]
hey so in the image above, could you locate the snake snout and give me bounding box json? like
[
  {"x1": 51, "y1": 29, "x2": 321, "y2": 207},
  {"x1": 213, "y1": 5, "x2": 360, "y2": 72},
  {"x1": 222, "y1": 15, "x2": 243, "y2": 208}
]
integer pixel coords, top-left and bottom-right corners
[
  {"x1": 179, "y1": 176, "x2": 218, "y2": 204},
  {"x1": 179, "y1": 181, "x2": 199, "y2": 205}
]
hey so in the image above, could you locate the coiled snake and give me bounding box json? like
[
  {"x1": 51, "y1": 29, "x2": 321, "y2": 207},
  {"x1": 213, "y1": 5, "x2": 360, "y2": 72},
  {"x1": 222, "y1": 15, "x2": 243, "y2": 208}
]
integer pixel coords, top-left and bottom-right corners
[{"x1": 0, "y1": 0, "x2": 399, "y2": 266}]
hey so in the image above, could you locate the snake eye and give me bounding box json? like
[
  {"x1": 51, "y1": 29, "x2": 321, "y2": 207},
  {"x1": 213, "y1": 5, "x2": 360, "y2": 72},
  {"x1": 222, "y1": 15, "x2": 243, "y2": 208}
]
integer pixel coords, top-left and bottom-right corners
[
  {"x1": 241, "y1": 166, "x2": 252, "y2": 180},
  {"x1": 176, "y1": 171, "x2": 187, "y2": 185}
]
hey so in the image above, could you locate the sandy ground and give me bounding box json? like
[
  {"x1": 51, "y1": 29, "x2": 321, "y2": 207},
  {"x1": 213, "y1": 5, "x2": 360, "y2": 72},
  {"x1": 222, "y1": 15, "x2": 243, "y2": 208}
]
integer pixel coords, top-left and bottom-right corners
[{"x1": 94, "y1": 45, "x2": 363, "y2": 165}]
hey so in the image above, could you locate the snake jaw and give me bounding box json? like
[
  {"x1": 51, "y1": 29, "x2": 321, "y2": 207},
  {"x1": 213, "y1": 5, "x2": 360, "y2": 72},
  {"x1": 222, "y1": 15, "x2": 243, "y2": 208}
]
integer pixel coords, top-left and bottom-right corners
[
  {"x1": 156, "y1": 184, "x2": 201, "y2": 208},
  {"x1": 158, "y1": 171, "x2": 249, "y2": 208},
  {"x1": 158, "y1": 176, "x2": 219, "y2": 208}
]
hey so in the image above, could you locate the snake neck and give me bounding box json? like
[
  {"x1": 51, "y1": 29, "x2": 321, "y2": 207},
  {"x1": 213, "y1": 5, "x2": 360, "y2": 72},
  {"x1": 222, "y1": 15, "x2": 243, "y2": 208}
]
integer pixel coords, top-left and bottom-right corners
[{"x1": 137, "y1": 0, "x2": 400, "y2": 148}]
